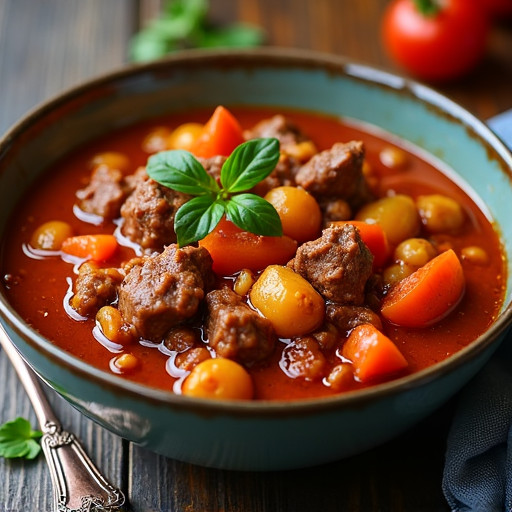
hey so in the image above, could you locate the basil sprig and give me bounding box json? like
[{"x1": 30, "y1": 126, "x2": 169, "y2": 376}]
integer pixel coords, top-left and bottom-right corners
[
  {"x1": 0, "y1": 417, "x2": 42, "y2": 460},
  {"x1": 146, "y1": 137, "x2": 283, "y2": 246}
]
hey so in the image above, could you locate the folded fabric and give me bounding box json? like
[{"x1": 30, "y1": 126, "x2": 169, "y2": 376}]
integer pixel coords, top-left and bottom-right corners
[{"x1": 442, "y1": 328, "x2": 512, "y2": 512}]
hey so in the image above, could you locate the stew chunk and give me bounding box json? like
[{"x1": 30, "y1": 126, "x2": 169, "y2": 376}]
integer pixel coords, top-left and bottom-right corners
[
  {"x1": 71, "y1": 263, "x2": 124, "y2": 317},
  {"x1": 118, "y1": 245, "x2": 214, "y2": 341},
  {"x1": 289, "y1": 224, "x2": 373, "y2": 305},
  {"x1": 295, "y1": 141, "x2": 372, "y2": 213},
  {"x1": 120, "y1": 177, "x2": 190, "y2": 252},
  {"x1": 76, "y1": 165, "x2": 129, "y2": 220},
  {"x1": 206, "y1": 287, "x2": 276, "y2": 365}
]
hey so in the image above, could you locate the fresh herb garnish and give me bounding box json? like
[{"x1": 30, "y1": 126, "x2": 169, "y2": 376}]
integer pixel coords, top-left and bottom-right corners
[
  {"x1": 130, "y1": 0, "x2": 264, "y2": 62},
  {"x1": 146, "y1": 137, "x2": 282, "y2": 246},
  {"x1": 413, "y1": 0, "x2": 441, "y2": 16},
  {"x1": 0, "y1": 417, "x2": 42, "y2": 460}
]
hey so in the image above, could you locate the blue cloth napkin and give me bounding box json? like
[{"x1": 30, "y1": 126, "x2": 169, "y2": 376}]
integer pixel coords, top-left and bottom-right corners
[
  {"x1": 443, "y1": 329, "x2": 512, "y2": 512},
  {"x1": 442, "y1": 111, "x2": 512, "y2": 511}
]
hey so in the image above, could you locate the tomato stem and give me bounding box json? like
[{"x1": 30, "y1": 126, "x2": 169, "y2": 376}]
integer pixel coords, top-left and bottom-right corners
[{"x1": 412, "y1": 0, "x2": 441, "y2": 16}]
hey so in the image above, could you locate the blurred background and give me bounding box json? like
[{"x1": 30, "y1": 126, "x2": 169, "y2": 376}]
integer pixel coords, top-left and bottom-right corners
[{"x1": 1, "y1": 0, "x2": 512, "y2": 138}]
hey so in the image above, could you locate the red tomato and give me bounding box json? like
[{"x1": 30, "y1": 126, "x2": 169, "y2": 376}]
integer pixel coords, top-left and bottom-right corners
[
  {"x1": 382, "y1": 0, "x2": 489, "y2": 82},
  {"x1": 475, "y1": 0, "x2": 512, "y2": 17}
]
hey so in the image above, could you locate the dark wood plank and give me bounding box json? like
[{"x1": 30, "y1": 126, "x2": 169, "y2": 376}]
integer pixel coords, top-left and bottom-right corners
[
  {"x1": 0, "y1": 0, "x2": 136, "y2": 509},
  {"x1": 129, "y1": 402, "x2": 453, "y2": 512},
  {"x1": 0, "y1": 0, "x2": 136, "y2": 134}
]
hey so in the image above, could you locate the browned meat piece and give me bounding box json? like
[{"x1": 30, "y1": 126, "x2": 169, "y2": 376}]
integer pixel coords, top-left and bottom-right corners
[
  {"x1": 124, "y1": 166, "x2": 148, "y2": 192},
  {"x1": 319, "y1": 198, "x2": 352, "y2": 225},
  {"x1": 295, "y1": 141, "x2": 373, "y2": 209},
  {"x1": 197, "y1": 155, "x2": 226, "y2": 183},
  {"x1": 70, "y1": 263, "x2": 124, "y2": 317},
  {"x1": 175, "y1": 347, "x2": 212, "y2": 371},
  {"x1": 118, "y1": 245, "x2": 214, "y2": 341},
  {"x1": 252, "y1": 155, "x2": 301, "y2": 196},
  {"x1": 244, "y1": 115, "x2": 309, "y2": 147},
  {"x1": 164, "y1": 326, "x2": 201, "y2": 353},
  {"x1": 289, "y1": 224, "x2": 373, "y2": 305},
  {"x1": 310, "y1": 323, "x2": 340, "y2": 351},
  {"x1": 206, "y1": 287, "x2": 276, "y2": 365},
  {"x1": 280, "y1": 337, "x2": 327, "y2": 381},
  {"x1": 76, "y1": 166, "x2": 130, "y2": 220},
  {"x1": 120, "y1": 178, "x2": 190, "y2": 252},
  {"x1": 76, "y1": 166, "x2": 147, "y2": 221},
  {"x1": 326, "y1": 304, "x2": 383, "y2": 334}
]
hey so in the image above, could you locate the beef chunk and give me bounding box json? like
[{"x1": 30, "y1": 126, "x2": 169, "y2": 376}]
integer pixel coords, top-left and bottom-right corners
[
  {"x1": 252, "y1": 154, "x2": 301, "y2": 196},
  {"x1": 164, "y1": 326, "x2": 200, "y2": 353},
  {"x1": 206, "y1": 287, "x2": 276, "y2": 365},
  {"x1": 76, "y1": 166, "x2": 147, "y2": 221},
  {"x1": 124, "y1": 166, "x2": 148, "y2": 192},
  {"x1": 289, "y1": 224, "x2": 373, "y2": 305},
  {"x1": 71, "y1": 263, "x2": 124, "y2": 317},
  {"x1": 120, "y1": 178, "x2": 190, "y2": 252},
  {"x1": 118, "y1": 245, "x2": 214, "y2": 341},
  {"x1": 310, "y1": 323, "x2": 340, "y2": 351},
  {"x1": 197, "y1": 155, "x2": 226, "y2": 183},
  {"x1": 244, "y1": 115, "x2": 309, "y2": 147},
  {"x1": 280, "y1": 337, "x2": 327, "y2": 381},
  {"x1": 76, "y1": 166, "x2": 129, "y2": 220},
  {"x1": 319, "y1": 198, "x2": 352, "y2": 225},
  {"x1": 175, "y1": 347, "x2": 212, "y2": 371},
  {"x1": 295, "y1": 141, "x2": 373, "y2": 209},
  {"x1": 326, "y1": 304, "x2": 383, "y2": 333}
]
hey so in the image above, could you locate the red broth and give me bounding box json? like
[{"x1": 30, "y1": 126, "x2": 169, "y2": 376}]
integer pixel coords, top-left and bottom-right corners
[{"x1": 0, "y1": 108, "x2": 506, "y2": 400}]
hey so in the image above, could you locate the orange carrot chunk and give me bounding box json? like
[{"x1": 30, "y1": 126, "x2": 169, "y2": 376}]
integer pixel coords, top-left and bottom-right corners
[
  {"x1": 61, "y1": 234, "x2": 118, "y2": 262},
  {"x1": 330, "y1": 220, "x2": 389, "y2": 269},
  {"x1": 199, "y1": 218, "x2": 297, "y2": 275},
  {"x1": 342, "y1": 324, "x2": 408, "y2": 383},
  {"x1": 191, "y1": 106, "x2": 245, "y2": 158},
  {"x1": 381, "y1": 249, "x2": 465, "y2": 327}
]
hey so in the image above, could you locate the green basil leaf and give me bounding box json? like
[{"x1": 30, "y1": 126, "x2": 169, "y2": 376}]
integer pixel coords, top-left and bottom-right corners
[
  {"x1": 197, "y1": 24, "x2": 264, "y2": 48},
  {"x1": 174, "y1": 195, "x2": 225, "y2": 246},
  {"x1": 225, "y1": 193, "x2": 283, "y2": 237},
  {"x1": 147, "y1": 150, "x2": 219, "y2": 195},
  {"x1": 0, "y1": 417, "x2": 42, "y2": 460},
  {"x1": 130, "y1": 30, "x2": 177, "y2": 62},
  {"x1": 221, "y1": 138, "x2": 280, "y2": 193}
]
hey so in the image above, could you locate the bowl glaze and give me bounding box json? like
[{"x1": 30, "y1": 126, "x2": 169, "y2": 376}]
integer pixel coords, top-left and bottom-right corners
[{"x1": 0, "y1": 49, "x2": 511, "y2": 470}]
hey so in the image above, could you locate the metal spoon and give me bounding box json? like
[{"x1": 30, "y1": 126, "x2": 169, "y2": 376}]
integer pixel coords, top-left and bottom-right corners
[{"x1": 0, "y1": 326, "x2": 126, "y2": 512}]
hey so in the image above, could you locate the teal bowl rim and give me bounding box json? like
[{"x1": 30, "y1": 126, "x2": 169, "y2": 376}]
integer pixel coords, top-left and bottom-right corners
[{"x1": 0, "y1": 47, "x2": 511, "y2": 417}]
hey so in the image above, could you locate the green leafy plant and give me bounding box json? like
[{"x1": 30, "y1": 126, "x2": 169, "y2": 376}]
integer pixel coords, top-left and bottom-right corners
[
  {"x1": 130, "y1": 0, "x2": 264, "y2": 62},
  {"x1": 146, "y1": 137, "x2": 283, "y2": 246},
  {"x1": 0, "y1": 417, "x2": 42, "y2": 460}
]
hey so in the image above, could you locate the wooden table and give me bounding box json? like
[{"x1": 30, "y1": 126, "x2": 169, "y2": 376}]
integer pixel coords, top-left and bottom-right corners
[{"x1": 0, "y1": 1, "x2": 511, "y2": 510}]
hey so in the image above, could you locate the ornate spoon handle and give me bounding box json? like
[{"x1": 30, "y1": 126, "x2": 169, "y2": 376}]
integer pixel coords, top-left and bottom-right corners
[{"x1": 0, "y1": 326, "x2": 126, "y2": 512}]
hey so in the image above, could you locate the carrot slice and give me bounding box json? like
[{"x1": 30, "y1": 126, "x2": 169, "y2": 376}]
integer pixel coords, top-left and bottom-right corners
[
  {"x1": 342, "y1": 324, "x2": 408, "y2": 383},
  {"x1": 191, "y1": 106, "x2": 245, "y2": 158},
  {"x1": 61, "y1": 234, "x2": 118, "y2": 262},
  {"x1": 381, "y1": 249, "x2": 465, "y2": 327},
  {"x1": 199, "y1": 218, "x2": 297, "y2": 275},
  {"x1": 330, "y1": 220, "x2": 389, "y2": 269}
]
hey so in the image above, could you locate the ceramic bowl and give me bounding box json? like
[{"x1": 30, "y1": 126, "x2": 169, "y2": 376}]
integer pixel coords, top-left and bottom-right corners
[{"x1": 0, "y1": 49, "x2": 511, "y2": 471}]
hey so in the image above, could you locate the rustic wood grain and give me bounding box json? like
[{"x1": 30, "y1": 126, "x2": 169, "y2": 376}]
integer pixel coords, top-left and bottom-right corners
[
  {"x1": 129, "y1": 402, "x2": 453, "y2": 511},
  {"x1": 1, "y1": 0, "x2": 511, "y2": 511}
]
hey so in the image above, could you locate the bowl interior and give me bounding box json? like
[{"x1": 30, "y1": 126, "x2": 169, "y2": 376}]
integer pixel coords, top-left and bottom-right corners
[{"x1": 1, "y1": 48, "x2": 511, "y2": 402}]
